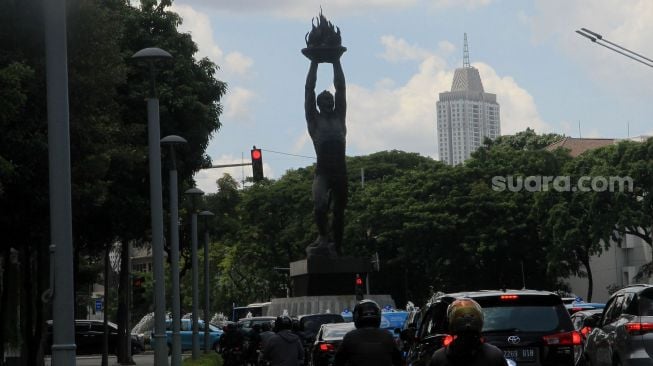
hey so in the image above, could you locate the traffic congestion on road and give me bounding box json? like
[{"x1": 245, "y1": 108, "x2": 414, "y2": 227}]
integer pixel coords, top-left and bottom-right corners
[{"x1": 38, "y1": 284, "x2": 653, "y2": 365}]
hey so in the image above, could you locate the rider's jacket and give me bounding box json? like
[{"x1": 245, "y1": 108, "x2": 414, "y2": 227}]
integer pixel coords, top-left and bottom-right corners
[
  {"x1": 334, "y1": 327, "x2": 402, "y2": 366},
  {"x1": 429, "y1": 340, "x2": 507, "y2": 366}
]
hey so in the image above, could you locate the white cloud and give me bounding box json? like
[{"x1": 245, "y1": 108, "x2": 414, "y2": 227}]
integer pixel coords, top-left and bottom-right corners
[
  {"x1": 292, "y1": 132, "x2": 311, "y2": 153},
  {"x1": 171, "y1": 3, "x2": 258, "y2": 127},
  {"x1": 224, "y1": 87, "x2": 256, "y2": 122},
  {"x1": 343, "y1": 36, "x2": 548, "y2": 158},
  {"x1": 475, "y1": 63, "x2": 549, "y2": 134},
  {"x1": 379, "y1": 35, "x2": 434, "y2": 63},
  {"x1": 176, "y1": 0, "x2": 490, "y2": 19},
  {"x1": 171, "y1": 3, "x2": 254, "y2": 77},
  {"x1": 194, "y1": 154, "x2": 274, "y2": 193},
  {"x1": 430, "y1": 0, "x2": 493, "y2": 10},
  {"x1": 224, "y1": 52, "x2": 254, "y2": 76},
  {"x1": 437, "y1": 40, "x2": 456, "y2": 56}
]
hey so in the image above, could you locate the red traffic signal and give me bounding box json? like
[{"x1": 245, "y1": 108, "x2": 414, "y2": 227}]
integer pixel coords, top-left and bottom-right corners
[
  {"x1": 133, "y1": 276, "x2": 145, "y2": 288},
  {"x1": 251, "y1": 146, "x2": 264, "y2": 182},
  {"x1": 355, "y1": 274, "x2": 364, "y2": 301},
  {"x1": 251, "y1": 149, "x2": 262, "y2": 160}
]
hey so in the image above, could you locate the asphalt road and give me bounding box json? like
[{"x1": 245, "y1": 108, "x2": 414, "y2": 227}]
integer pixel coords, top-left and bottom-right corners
[{"x1": 45, "y1": 352, "x2": 159, "y2": 366}]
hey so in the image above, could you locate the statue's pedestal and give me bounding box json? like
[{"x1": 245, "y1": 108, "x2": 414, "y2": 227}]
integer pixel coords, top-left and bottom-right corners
[
  {"x1": 264, "y1": 257, "x2": 394, "y2": 317},
  {"x1": 290, "y1": 257, "x2": 371, "y2": 297}
]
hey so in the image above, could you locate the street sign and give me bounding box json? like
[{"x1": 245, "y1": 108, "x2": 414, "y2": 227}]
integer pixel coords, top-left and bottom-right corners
[{"x1": 95, "y1": 298, "x2": 103, "y2": 312}]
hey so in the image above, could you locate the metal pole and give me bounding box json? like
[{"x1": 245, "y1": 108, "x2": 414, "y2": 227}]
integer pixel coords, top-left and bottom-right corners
[
  {"x1": 169, "y1": 149, "x2": 182, "y2": 366},
  {"x1": 203, "y1": 226, "x2": 210, "y2": 353},
  {"x1": 191, "y1": 210, "x2": 200, "y2": 359},
  {"x1": 44, "y1": 0, "x2": 76, "y2": 363},
  {"x1": 102, "y1": 247, "x2": 109, "y2": 366},
  {"x1": 147, "y1": 96, "x2": 168, "y2": 366}
]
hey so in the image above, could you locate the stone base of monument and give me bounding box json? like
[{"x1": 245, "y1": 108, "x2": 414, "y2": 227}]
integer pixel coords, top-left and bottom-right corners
[
  {"x1": 290, "y1": 257, "x2": 372, "y2": 297},
  {"x1": 266, "y1": 294, "x2": 395, "y2": 317},
  {"x1": 263, "y1": 257, "x2": 394, "y2": 317}
]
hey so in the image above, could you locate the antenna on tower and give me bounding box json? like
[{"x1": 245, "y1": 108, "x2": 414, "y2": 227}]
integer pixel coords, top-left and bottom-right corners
[{"x1": 463, "y1": 33, "x2": 471, "y2": 68}]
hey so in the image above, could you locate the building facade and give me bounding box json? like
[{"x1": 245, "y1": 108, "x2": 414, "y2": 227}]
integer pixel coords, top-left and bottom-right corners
[{"x1": 437, "y1": 35, "x2": 500, "y2": 165}]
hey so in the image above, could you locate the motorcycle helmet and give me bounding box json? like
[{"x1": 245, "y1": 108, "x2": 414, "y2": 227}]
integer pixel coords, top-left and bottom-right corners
[
  {"x1": 275, "y1": 315, "x2": 293, "y2": 331},
  {"x1": 447, "y1": 298, "x2": 484, "y2": 335},
  {"x1": 353, "y1": 299, "x2": 381, "y2": 328}
]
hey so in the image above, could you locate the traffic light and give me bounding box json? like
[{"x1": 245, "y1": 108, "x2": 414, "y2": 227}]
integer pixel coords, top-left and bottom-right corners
[
  {"x1": 355, "y1": 274, "x2": 364, "y2": 301},
  {"x1": 132, "y1": 275, "x2": 145, "y2": 300},
  {"x1": 251, "y1": 146, "x2": 264, "y2": 182}
]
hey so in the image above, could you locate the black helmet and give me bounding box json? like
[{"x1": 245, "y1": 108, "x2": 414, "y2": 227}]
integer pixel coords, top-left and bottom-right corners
[
  {"x1": 275, "y1": 316, "x2": 293, "y2": 331},
  {"x1": 353, "y1": 299, "x2": 381, "y2": 328},
  {"x1": 447, "y1": 298, "x2": 484, "y2": 335}
]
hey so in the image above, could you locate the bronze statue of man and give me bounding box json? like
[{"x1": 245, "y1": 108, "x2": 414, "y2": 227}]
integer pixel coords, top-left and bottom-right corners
[{"x1": 304, "y1": 59, "x2": 347, "y2": 257}]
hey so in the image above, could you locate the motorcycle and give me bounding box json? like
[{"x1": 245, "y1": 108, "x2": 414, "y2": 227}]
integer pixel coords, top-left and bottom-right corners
[{"x1": 221, "y1": 346, "x2": 244, "y2": 366}]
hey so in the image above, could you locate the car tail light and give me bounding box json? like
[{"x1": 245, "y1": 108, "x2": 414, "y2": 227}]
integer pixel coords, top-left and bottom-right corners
[
  {"x1": 442, "y1": 335, "x2": 455, "y2": 347},
  {"x1": 542, "y1": 331, "x2": 582, "y2": 346},
  {"x1": 625, "y1": 322, "x2": 653, "y2": 335},
  {"x1": 319, "y1": 343, "x2": 335, "y2": 352},
  {"x1": 500, "y1": 295, "x2": 519, "y2": 301},
  {"x1": 580, "y1": 326, "x2": 592, "y2": 336}
]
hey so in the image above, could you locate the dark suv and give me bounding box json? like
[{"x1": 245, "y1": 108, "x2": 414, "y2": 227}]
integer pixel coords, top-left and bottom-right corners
[
  {"x1": 295, "y1": 313, "x2": 345, "y2": 365},
  {"x1": 405, "y1": 289, "x2": 580, "y2": 366},
  {"x1": 46, "y1": 319, "x2": 144, "y2": 355},
  {"x1": 583, "y1": 284, "x2": 653, "y2": 366}
]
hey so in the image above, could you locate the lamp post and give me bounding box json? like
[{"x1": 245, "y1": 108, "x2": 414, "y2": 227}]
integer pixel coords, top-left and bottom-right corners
[
  {"x1": 44, "y1": 0, "x2": 76, "y2": 364},
  {"x1": 161, "y1": 135, "x2": 187, "y2": 366},
  {"x1": 576, "y1": 28, "x2": 653, "y2": 68},
  {"x1": 132, "y1": 47, "x2": 172, "y2": 366},
  {"x1": 185, "y1": 187, "x2": 204, "y2": 359},
  {"x1": 199, "y1": 210, "x2": 215, "y2": 353}
]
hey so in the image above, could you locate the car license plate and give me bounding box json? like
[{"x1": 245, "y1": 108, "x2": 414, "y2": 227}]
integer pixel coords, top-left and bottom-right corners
[{"x1": 504, "y1": 348, "x2": 536, "y2": 362}]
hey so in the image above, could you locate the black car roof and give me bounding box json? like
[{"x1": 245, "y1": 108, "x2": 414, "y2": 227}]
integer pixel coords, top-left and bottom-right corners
[
  {"x1": 617, "y1": 284, "x2": 653, "y2": 293},
  {"x1": 427, "y1": 289, "x2": 561, "y2": 306}
]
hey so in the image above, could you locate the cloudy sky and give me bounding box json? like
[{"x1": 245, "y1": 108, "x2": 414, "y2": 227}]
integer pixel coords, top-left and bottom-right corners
[{"x1": 168, "y1": 0, "x2": 653, "y2": 193}]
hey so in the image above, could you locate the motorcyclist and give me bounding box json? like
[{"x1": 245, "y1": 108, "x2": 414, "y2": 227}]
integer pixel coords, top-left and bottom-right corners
[
  {"x1": 260, "y1": 322, "x2": 275, "y2": 347},
  {"x1": 334, "y1": 299, "x2": 402, "y2": 366},
  {"x1": 262, "y1": 315, "x2": 304, "y2": 366},
  {"x1": 429, "y1": 298, "x2": 507, "y2": 366},
  {"x1": 246, "y1": 323, "x2": 263, "y2": 365},
  {"x1": 219, "y1": 322, "x2": 245, "y2": 366}
]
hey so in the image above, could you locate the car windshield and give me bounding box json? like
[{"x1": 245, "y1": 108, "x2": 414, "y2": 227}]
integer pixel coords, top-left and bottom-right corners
[
  {"x1": 482, "y1": 305, "x2": 562, "y2": 332},
  {"x1": 301, "y1": 315, "x2": 344, "y2": 334},
  {"x1": 322, "y1": 324, "x2": 355, "y2": 340}
]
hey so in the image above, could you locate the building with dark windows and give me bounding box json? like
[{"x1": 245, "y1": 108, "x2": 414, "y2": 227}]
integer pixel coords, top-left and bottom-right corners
[{"x1": 437, "y1": 34, "x2": 500, "y2": 165}]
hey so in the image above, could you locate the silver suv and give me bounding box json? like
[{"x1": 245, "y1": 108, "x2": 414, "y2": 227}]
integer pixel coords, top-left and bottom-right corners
[{"x1": 583, "y1": 284, "x2": 653, "y2": 366}]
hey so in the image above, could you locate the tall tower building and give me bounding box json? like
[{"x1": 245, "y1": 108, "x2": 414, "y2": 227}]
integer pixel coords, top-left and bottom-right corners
[{"x1": 437, "y1": 34, "x2": 500, "y2": 165}]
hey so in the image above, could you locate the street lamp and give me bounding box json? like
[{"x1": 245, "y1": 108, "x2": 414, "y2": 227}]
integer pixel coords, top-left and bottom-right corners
[
  {"x1": 576, "y1": 28, "x2": 653, "y2": 68},
  {"x1": 161, "y1": 135, "x2": 187, "y2": 366},
  {"x1": 199, "y1": 210, "x2": 215, "y2": 353},
  {"x1": 44, "y1": 0, "x2": 76, "y2": 365},
  {"x1": 132, "y1": 46, "x2": 172, "y2": 366},
  {"x1": 185, "y1": 187, "x2": 204, "y2": 360}
]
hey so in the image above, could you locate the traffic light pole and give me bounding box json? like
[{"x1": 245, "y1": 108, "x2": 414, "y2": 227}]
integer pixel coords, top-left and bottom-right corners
[{"x1": 204, "y1": 163, "x2": 252, "y2": 169}]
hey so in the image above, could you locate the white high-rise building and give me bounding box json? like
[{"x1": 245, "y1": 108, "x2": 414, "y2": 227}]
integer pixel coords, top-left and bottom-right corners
[{"x1": 437, "y1": 34, "x2": 500, "y2": 165}]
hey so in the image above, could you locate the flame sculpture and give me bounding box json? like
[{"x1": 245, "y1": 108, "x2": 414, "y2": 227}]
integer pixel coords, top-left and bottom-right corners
[{"x1": 302, "y1": 9, "x2": 346, "y2": 63}]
